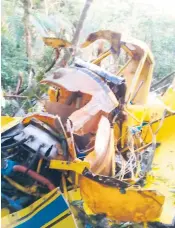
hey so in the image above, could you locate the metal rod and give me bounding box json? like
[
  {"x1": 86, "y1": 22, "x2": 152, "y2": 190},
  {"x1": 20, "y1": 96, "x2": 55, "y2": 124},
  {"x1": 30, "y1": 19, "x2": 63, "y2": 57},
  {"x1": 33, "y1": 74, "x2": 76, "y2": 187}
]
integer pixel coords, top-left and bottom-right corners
[{"x1": 131, "y1": 80, "x2": 144, "y2": 102}]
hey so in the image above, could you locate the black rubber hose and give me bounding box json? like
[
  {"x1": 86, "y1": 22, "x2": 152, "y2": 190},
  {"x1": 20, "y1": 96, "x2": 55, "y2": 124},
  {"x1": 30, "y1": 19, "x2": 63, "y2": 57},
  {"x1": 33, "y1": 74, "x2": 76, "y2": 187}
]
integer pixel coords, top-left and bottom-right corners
[
  {"x1": 1, "y1": 138, "x2": 30, "y2": 150},
  {"x1": 24, "y1": 144, "x2": 45, "y2": 174},
  {"x1": 1, "y1": 132, "x2": 21, "y2": 139}
]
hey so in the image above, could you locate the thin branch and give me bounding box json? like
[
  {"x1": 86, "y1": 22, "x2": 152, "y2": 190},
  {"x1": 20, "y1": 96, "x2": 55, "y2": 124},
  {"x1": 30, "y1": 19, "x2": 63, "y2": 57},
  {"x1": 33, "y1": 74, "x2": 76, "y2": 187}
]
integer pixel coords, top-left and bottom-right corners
[
  {"x1": 15, "y1": 72, "x2": 23, "y2": 94},
  {"x1": 17, "y1": 87, "x2": 28, "y2": 95},
  {"x1": 4, "y1": 95, "x2": 28, "y2": 98},
  {"x1": 151, "y1": 71, "x2": 175, "y2": 89},
  {"x1": 45, "y1": 48, "x2": 60, "y2": 73},
  {"x1": 153, "y1": 83, "x2": 171, "y2": 92}
]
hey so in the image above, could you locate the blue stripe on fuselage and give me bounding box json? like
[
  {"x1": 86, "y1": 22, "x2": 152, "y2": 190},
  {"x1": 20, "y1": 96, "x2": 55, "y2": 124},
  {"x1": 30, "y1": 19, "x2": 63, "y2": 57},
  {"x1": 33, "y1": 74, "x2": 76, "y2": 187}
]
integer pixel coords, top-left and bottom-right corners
[{"x1": 15, "y1": 195, "x2": 69, "y2": 228}]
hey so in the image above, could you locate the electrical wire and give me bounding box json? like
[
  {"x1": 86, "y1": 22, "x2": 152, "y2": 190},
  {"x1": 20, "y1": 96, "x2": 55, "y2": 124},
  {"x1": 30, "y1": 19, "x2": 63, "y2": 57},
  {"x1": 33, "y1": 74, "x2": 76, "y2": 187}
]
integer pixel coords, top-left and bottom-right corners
[
  {"x1": 24, "y1": 144, "x2": 44, "y2": 174},
  {"x1": 1, "y1": 132, "x2": 21, "y2": 139},
  {"x1": 1, "y1": 136, "x2": 33, "y2": 150},
  {"x1": 116, "y1": 109, "x2": 167, "y2": 181},
  {"x1": 1, "y1": 138, "x2": 28, "y2": 150}
]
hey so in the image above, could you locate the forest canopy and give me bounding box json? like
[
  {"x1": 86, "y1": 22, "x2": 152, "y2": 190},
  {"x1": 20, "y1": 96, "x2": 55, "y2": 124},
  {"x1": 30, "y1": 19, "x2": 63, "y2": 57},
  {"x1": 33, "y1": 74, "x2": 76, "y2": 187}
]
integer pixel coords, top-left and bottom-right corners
[{"x1": 1, "y1": 0, "x2": 175, "y2": 115}]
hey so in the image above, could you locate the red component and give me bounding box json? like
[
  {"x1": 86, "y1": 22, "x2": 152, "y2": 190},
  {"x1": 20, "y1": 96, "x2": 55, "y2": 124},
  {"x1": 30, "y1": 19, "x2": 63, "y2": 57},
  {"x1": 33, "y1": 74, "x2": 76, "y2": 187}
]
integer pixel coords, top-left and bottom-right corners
[{"x1": 13, "y1": 165, "x2": 56, "y2": 191}]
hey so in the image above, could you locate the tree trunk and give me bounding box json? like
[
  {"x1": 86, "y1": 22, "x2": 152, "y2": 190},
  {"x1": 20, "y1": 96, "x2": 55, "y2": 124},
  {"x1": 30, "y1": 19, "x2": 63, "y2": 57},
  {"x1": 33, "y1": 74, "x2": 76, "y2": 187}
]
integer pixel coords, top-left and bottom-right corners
[
  {"x1": 23, "y1": 0, "x2": 32, "y2": 61},
  {"x1": 23, "y1": 0, "x2": 34, "y2": 89},
  {"x1": 44, "y1": 0, "x2": 49, "y2": 16},
  {"x1": 72, "y1": 0, "x2": 93, "y2": 46},
  {"x1": 59, "y1": 0, "x2": 94, "y2": 67}
]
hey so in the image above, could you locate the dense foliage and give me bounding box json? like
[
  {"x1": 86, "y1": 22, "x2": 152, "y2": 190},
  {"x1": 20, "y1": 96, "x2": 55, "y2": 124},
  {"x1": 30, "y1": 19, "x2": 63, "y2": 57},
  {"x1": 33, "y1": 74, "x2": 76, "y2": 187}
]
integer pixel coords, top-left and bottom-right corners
[{"x1": 1, "y1": 0, "x2": 175, "y2": 115}]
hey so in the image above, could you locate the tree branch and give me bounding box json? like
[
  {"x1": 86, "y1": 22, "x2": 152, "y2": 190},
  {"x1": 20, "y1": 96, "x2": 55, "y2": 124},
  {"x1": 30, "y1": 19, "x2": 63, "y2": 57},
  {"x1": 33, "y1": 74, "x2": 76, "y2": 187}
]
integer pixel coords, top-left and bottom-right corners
[
  {"x1": 4, "y1": 95, "x2": 28, "y2": 99},
  {"x1": 45, "y1": 48, "x2": 60, "y2": 73},
  {"x1": 58, "y1": 0, "x2": 94, "y2": 67},
  {"x1": 15, "y1": 72, "x2": 23, "y2": 94},
  {"x1": 151, "y1": 71, "x2": 175, "y2": 90}
]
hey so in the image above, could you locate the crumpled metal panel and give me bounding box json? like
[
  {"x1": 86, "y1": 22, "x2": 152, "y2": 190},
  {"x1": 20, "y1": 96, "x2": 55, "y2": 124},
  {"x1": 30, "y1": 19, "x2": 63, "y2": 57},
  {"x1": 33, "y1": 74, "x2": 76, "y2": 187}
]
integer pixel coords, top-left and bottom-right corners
[{"x1": 80, "y1": 176, "x2": 164, "y2": 222}]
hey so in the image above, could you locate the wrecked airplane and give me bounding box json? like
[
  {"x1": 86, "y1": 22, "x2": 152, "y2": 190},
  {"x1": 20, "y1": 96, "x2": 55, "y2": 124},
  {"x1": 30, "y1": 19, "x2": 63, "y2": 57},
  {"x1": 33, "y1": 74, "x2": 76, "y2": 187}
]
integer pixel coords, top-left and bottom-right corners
[{"x1": 1, "y1": 31, "x2": 175, "y2": 227}]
